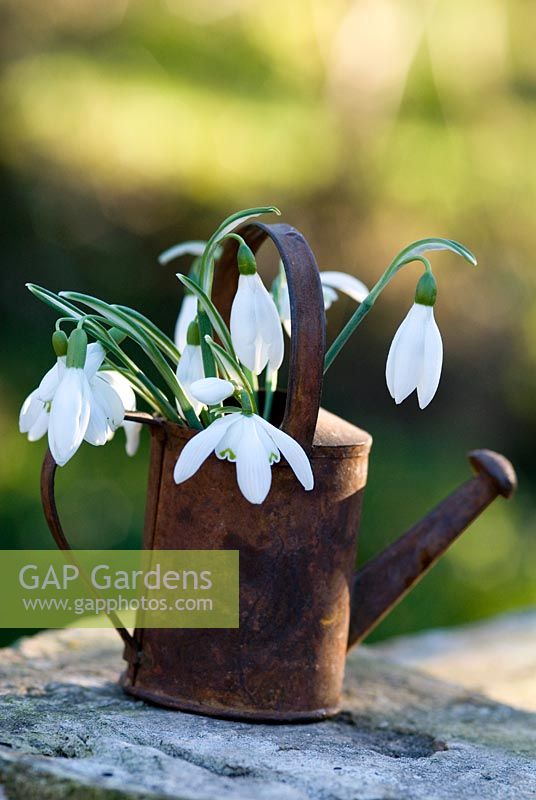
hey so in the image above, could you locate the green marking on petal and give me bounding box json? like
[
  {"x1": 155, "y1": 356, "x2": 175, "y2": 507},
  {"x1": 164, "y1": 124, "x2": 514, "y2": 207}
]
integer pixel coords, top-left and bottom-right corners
[{"x1": 219, "y1": 447, "x2": 236, "y2": 460}]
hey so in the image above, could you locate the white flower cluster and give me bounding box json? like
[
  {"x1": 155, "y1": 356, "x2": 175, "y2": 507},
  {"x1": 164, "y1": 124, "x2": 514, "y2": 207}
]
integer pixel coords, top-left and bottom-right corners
[
  {"x1": 21, "y1": 208, "x2": 475, "y2": 505},
  {"x1": 20, "y1": 342, "x2": 140, "y2": 466}
]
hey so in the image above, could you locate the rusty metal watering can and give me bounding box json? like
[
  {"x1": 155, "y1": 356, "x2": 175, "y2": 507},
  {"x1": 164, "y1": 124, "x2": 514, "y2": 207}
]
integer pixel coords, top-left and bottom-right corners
[{"x1": 41, "y1": 222, "x2": 517, "y2": 722}]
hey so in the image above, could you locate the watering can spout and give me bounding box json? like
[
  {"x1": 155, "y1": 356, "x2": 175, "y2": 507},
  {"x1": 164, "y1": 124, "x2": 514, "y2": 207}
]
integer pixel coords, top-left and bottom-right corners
[{"x1": 347, "y1": 449, "x2": 517, "y2": 649}]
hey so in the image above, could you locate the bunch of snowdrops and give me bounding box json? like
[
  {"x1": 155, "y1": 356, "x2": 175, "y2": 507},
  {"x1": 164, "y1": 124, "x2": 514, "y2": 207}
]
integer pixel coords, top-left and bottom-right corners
[{"x1": 20, "y1": 207, "x2": 476, "y2": 504}]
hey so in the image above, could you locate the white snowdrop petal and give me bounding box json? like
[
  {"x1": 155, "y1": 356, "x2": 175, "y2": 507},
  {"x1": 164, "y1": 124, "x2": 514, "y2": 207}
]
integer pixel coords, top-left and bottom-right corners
[
  {"x1": 98, "y1": 371, "x2": 136, "y2": 411},
  {"x1": 84, "y1": 343, "x2": 106, "y2": 379},
  {"x1": 385, "y1": 320, "x2": 405, "y2": 400},
  {"x1": 391, "y1": 304, "x2": 427, "y2": 404},
  {"x1": 189, "y1": 378, "x2": 234, "y2": 405},
  {"x1": 48, "y1": 369, "x2": 91, "y2": 466},
  {"x1": 177, "y1": 344, "x2": 205, "y2": 415},
  {"x1": 252, "y1": 273, "x2": 284, "y2": 371},
  {"x1": 158, "y1": 241, "x2": 207, "y2": 265},
  {"x1": 417, "y1": 309, "x2": 443, "y2": 409},
  {"x1": 235, "y1": 419, "x2": 272, "y2": 504},
  {"x1": 91, "y1": 375, "x2": 126, "y2": 430},
  {"x1": 174, "y1": 293, "x2": 198, "y2": 352},
  {"x1": 19, "y1": 390, "x2": 42, "y2": 433},
  {"x1": 321, "y1": 285, "x2": 338, "y2": 311},
  {"x1": 37, "y1": 360, "x2": 63, "y2": 402},
  {"x1": 256, "y1": 416, "x2": 314, "y2": 490},
  {"x1": 230, "y1": 275, "x2": 259, "y2": 371},
  {"x1": 256, "y1": 423, "x2": 280, "y2": 464},
  {"x1": 84, "y1": 399, "x2": 110, "y2": 446},
  {"x1": 320, "y1": 271, "x2": 369, "y2": 304},
  {"x1": 123, "y1": 420, "x2": 142, "y2": 456},
  {"x1": 215, "y1": 416, "x2": 243, "y2": 462},
  {"x1": 173, "y1": 415, "x2": 235, "y2": 484},
  {"x1": 28, "y1": 407, "x2": 50, "y2": 441}
]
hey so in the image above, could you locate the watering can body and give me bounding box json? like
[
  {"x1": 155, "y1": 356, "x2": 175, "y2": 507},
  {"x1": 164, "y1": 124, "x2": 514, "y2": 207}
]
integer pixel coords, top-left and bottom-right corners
[
  {"x1": 120, "y1": 407, "x2": 372, "y2": 720},
  {"x1": 41, "y1": 222, "x2": 516, "y2": 722}
]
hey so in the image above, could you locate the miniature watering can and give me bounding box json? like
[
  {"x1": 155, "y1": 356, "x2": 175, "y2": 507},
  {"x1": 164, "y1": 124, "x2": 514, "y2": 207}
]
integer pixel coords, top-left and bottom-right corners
[{"x1": 41, "y1": 222, "x2": 517, "y2": 722}]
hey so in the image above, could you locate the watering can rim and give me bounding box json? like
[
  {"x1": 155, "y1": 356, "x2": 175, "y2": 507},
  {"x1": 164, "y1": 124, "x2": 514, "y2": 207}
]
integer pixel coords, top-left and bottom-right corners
[{"x1": 132, "y1": 406, "x2": 373, "y2": 457}]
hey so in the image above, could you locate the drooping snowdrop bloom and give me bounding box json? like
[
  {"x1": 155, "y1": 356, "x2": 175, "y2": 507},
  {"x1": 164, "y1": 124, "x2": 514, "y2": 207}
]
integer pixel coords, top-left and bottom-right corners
[
  {"x1": 176, "y1": 321, "x2": 205, "y2": 415},
  {"x1": 274, "y1": 264, "x2": 369, "y2": 336},
  {"x1": 230, "y1": 243, "x2": 284, "y2": 375},
  {"x1": 189, "y1": 377, "x2": 234, "y2": 406},
  {"x1": 173, "y1": 410, "x2": 314, "y2": 505},
  {"x1": 385, "y1": 272, "x2": 443, "y2": 409},
  {"x1": 21, "y1": 332, "x2": 136, "y2": 463}
]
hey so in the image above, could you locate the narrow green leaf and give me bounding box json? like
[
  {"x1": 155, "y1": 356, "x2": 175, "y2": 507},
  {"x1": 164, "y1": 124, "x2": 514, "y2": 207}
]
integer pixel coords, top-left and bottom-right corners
[
  {"x1": 27, "y1": 284, "x2": 180, "y2": 420},
  {"x1": 114, "y1": 305, "x2": 179, "y2": 364},
  {"x1": 60, "y1": 291, "x2": 201, "y2": 429}
]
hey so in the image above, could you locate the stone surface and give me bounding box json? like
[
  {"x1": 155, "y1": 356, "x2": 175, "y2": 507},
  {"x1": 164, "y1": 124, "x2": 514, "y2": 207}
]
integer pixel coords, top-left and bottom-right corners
[
  {"x1": 375, "y1": 609, "x2": 536, "y2": 712},
  {"x1": 0, "y1": 619, "x2": 535, "y2": 800}
]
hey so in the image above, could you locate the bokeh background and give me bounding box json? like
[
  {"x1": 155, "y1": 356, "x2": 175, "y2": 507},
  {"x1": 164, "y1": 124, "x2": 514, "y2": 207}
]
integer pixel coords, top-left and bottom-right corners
[{"x1": 1, "y1": 0, "x2": 535, "y2": 646}]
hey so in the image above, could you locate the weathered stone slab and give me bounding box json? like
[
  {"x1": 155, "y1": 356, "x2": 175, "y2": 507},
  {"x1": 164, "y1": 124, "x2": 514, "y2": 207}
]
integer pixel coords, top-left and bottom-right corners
[
  {"x1": 375, "y1": 609, "x2": 536, "y2": 712},
  {"x1": 0, "y1": 622, "x2": 534, "y2": 800}
]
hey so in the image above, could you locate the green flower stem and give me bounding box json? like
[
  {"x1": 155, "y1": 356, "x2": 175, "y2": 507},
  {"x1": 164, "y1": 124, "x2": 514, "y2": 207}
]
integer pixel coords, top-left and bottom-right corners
[
  {"x1": 197, "y1": 309, "x2": 217, "y2": 377},
  {"x1": 243, "y1": 366, "x2": 258, "y2": 406},
  {"x1": 262, "y1": 368, "x2": 278, "y2": 421},
  {"x1": 323, "y1": 256, "x2": 428, "y2": 374},
  {"x1": 185, "y1": 208, "x2": 279, "y2": 391},
  {"x1": 204, "y1": 336, "x2": 258, "y2": 414}
]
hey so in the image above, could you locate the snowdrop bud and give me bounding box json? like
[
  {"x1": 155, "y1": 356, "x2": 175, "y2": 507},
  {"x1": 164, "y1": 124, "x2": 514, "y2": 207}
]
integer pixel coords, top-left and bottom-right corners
[
  {"x1": 189, "y1": 378, "x2": 234, "y2": 405},
  {"x1": 186, "y1": 320, "x2": 200, "y2": 346},
  {"x1": 52, "y1": 330, "x2": 68, "y2": 357},
  {"x1": 414, "y1": 272, "x2": 437, "y2": 306},
  {"x1": 237, "y1": 242, "x2": 257, "y2": 276},
  {"x1": 66, "y1": 328, "x2": 88, "y2": 369}
]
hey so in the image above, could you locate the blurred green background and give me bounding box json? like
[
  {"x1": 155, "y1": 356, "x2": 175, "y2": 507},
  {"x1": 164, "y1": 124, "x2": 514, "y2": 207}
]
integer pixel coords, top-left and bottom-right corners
[{"x1": 1, "y1": 0, "x2": 535, "y2": 647}]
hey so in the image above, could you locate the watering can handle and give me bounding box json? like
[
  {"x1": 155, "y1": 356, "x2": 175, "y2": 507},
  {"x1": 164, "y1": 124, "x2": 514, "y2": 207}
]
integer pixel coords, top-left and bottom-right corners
[
  {"x1": 215, "y1": 222, "x2": 326, "y2": 448},
  {"x1": 40, "y1": 412, "x2": 160, "y2": 659}
]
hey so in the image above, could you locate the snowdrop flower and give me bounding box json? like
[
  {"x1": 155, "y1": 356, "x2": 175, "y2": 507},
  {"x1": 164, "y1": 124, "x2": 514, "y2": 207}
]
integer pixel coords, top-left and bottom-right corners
[
  {"x1": 189, "y1": 377, "x2": 234, "y2": 406},
  {"x1": 274, "y1": 265, "x2": 369, "y2": 336},
  {"x1": 21, "y1": 332, "x2": 135, "y2": 464},
  {"x1": 386, "y1": 272, "x2": 443, "y2": 409},
  {"x1": 174, "y1": 410, "x2": 313, "y2": 505},
  {"x1": 176, "y1": 321, "x2": 205, "y2": 415},
  {"x1": 230, "y1": 243, "x2": 284, "y2": 375}
]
